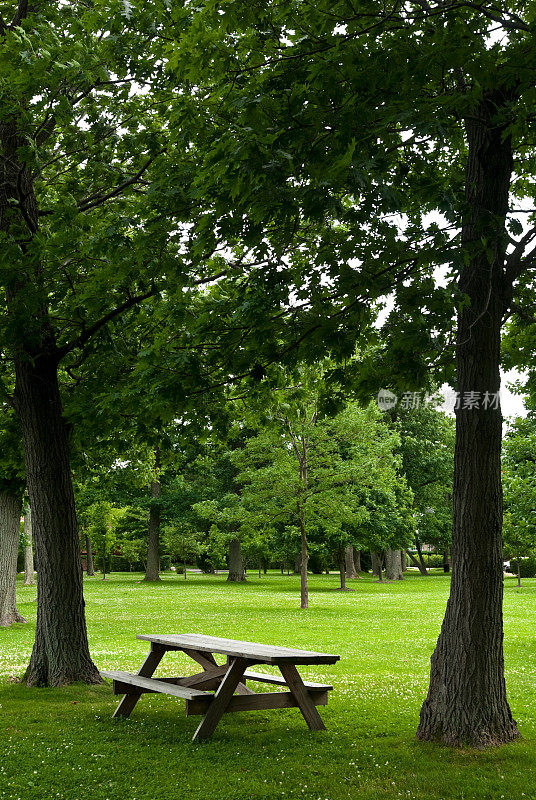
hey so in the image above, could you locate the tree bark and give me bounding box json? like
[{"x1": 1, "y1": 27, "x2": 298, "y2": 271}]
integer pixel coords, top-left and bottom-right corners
[
  {"x1": 14, "y1": 355, "x2": 101, "y2": 685},
  {"x1": 227, "y1": 537, "x2": 246, "y2": 582},
  {"x1": 354, "y1": 548, "x2": 362, "y2": 574},
  {"x1": 23, "y1": 502, "x2": 35, "y2": 586},
  {"x1": 345, "y1": 545, "x2": 357, "y2": 579},
  {"x1": 85, "y1": 534, "x2": 95, "y2": 576},
  {"x1": 385, "y1": 549, "x2": 403, "y2": 581},
  {"x1": 0, "y1": 492, "x2": 25, "y2": 626},
  {"x1": 144, "y1": 448, "x2": 161, "y2": 582},
  {"x1": 417, "y1": 92, "x2": 519, "y2": 747}
]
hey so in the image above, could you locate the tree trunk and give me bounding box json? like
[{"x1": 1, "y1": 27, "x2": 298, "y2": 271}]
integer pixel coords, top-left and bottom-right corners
[
  {"x1": 2, "y1": 106, "x2": 99, "y2": 685},
  {"x1": 354, "y1": 548, "x2": 362, "y2": 574},
  {"x1": 298, "y1": 508, "x2": 308, "y2": 609},
  {"x1": 144, "y1": 448, "x2": 161, "y2": 582},
  {"x1": 23, "y1": 502, "x2": 35, "y2": 586},
  {"x1": 401, "y1": 550, "x2": 407, "y2": 572},
  {"x1": 385, "y1": 549, "x2": 403, "y2": 581},
  {"x1": 345, "y1": 545, "x2": 357, "y2": 579},
  {"x1": 14, "y1": 356, "x2": 101, "y2": 686},
  {"x1": 85, "y1": 534, "x2": 95, "y2": 577},
  {"x1": 227, "y1": 537, "x2": 246, "y2": 582},
  {"x1": 0, "y1": 492, "x2": 25, "y2": 626},
  {"x1": 417, "y1": 92, "x2": 519, "y2": 747},
  {"x1": 371, "y1": 551, "x2": 382, "y2": 577},
  {"x1": 415, "y1": 539, "x2": 429, "y2": 576},
  {"x1": 443, "y1": 551, "x2": 450, "y2": 574}
]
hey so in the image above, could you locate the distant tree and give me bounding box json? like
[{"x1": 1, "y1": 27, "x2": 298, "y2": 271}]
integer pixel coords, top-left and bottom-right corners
[
  {"x1": 503, "y1": 418, "x2": 536, "y2": 588},
  {"x1": 86, "y1": 502, "x2": 124, "y2": 581}
]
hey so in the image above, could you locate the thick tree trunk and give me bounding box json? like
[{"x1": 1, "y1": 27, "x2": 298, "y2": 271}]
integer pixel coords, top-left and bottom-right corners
[
  {"x1": 418, "y1": 93, "x2": 519, "y2": 747},
  {"x1": 354, "y1": 548, "x2": 362, "y2": 574},
  {"x1": 23, "y1": 502, "x2": 35, "y2": 586},
  {"x1": 443, "y1": 551, "x2": 450, "y2": 574},
  {"x1": 14, "y1": 356, "x2": 101, "y2": 686},
  {"x1": 85, "y1": 534, "x2": 95, "y2": 576},
  {"x1": 0, "y1": 492, "x2": 25, "y2": 626},
  {"x1": 345, "y1": 545, "x2": 357, "y2": 579},
  {"x1": 401, "y1": 550, "x2": 407, "y2": 572},
  {"x1": 227, "y1": 537, "x2": 246, "y2": 582},
  {"x1": 144, "y1": 449, "x2": 161, "y2": 582},
  {"x1": 385, "y1": 549, "x2": 403, "y2": 581}
]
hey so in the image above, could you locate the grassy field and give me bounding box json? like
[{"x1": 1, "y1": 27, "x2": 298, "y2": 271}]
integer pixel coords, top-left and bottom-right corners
[{"x1": 1, "y1": 570, "x2": 536, "y2": 800}]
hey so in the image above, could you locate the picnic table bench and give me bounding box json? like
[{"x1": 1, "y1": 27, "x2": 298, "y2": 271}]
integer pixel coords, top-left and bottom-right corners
[{"x1": 101, "y1": 633, "x2": 340, "y2": 741}]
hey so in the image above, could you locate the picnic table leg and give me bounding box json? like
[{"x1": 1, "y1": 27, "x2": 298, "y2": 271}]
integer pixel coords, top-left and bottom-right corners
[
  {"x1": 183, "y1": 649, "x2": 254, "y2": 695},
  {"x1": 112, "y1": 643, "x2": 166, "y2": 719},
  {"x1": 278, "y1": 663, "x2": 326, "y2": 731},
  {"x1": 193, "y1": 657, "x2": 249, "y2": 742}
]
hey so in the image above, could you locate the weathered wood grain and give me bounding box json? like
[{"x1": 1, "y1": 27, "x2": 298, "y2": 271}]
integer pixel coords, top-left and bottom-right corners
[{"x1": 137, "y1": 634, "x2": 340, "y2": 665}]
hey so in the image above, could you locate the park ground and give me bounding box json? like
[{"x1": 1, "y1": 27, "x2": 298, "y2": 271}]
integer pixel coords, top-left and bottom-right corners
[{"x1": 1, "y1": 571, "x2": 536, "y2": 800}]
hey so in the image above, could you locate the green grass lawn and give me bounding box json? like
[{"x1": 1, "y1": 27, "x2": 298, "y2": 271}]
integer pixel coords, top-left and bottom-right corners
[{"x1": 1, "y1": 570, "x2": 536, "y2": 800}]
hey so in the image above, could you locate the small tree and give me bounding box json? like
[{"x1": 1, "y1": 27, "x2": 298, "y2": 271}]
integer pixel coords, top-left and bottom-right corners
[
  {"x1": 162, "y1": 522, "x2": 205, "y2": 579},
  {"x1": 87, "y1": 503, "x2": 123, "y2": 580}
]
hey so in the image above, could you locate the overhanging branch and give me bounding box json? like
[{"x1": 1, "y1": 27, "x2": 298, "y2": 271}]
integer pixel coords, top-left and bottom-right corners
[{"x1": 57, "y1": 286, "x2": 159, "y2": 361}]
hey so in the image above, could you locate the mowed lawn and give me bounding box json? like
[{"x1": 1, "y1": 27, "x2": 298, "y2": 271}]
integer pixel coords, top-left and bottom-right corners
[{"x1": 1, "y1": 571, "x2": 536, "y2": 800}]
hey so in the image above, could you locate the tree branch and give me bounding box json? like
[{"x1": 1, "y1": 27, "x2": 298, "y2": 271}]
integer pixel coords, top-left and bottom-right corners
[
  {"x1": 57, "y1": 287, "x2": 159, "y2": 360},
  {"x1": 11, "y1": 0, "x2": 28, "y2": 27},
  {"x1": 77, "y1": 152, "x2": 164, "y2": 213}
]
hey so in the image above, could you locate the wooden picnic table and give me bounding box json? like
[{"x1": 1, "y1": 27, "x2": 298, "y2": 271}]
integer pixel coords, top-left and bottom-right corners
[{"x1": 101, "y1": 633, "x2": 340, "y2": 741}]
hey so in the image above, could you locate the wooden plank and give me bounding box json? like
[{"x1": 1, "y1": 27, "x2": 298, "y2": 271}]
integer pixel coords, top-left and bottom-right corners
[
  {"x1": 101, "y1": 670, "x2": 212, "y2": 700},
  {"x1": 108, "y1": 643, "x2": 165, "y2": 719},
  {"x1": 192, "y1": 657, "x2": 248, "y2": 741},
  {"x1": 179, "y1": 666, "x2": 229, "y2": 689},
  {"x1": 243, "y1": 670, "x2": 333, "y2": 691},
  {"x1": 182, "y1": 648, "x2": 219, "y2": 670},
  {"x1": 186, "y1": 690, "x2": 328, "y2": 716},
  {"x1": 137, "y1": 634, "x2": 340, "y2": 665},
  {"x1": 278, "y1": 663, "x2": 327, "y2": 731}
]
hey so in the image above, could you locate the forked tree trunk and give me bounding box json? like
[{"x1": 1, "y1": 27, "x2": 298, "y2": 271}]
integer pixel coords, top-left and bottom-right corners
[
  {"x1": 144, "y1": 449, "x2": 161, "y2": 582},
  {"x1": 345, "y1": 545, "x2": 357, "y2": 579},
  {"x1": 0, "y1": 492, "x2": 25, "y2": 626},
  {"x1": 227, "y1": 537, "x2": 246, "y2": 582},
  {"x1": 85, "y1": 534, "x2": 95, "y2": 576},
  {"x1": 415, "y1": 539, "x2": 429, "y2": 575},
  {"x1": 417, "y1": 92, "x2": 519, "y2": 747},
  {"x1": 15, "y1": 355, "x2": 101, "y2": 686},
  {"x1": 385, "y1": 549, "x2": 403, "y2": 581},
  {"x1": 23, "y1": 502, "x2": 35, "y2": 586},
  {"x1": 406, "y1": 547, "x2": 428, "y2": 576}
]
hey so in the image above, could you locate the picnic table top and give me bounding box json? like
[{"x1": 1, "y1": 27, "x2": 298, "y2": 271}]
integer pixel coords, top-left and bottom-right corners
[{"x1": 137, "y1": 633, "x2": 340, "y2": 665}]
